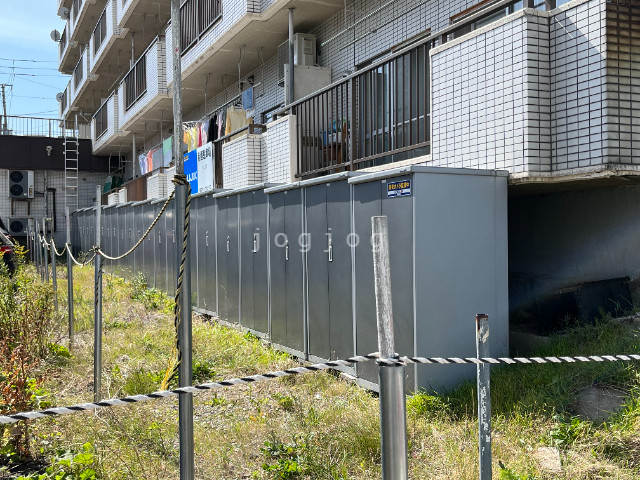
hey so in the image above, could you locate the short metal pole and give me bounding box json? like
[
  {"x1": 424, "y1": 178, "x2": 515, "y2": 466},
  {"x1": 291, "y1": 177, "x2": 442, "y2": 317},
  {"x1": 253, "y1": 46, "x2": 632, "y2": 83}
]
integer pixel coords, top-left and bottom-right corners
[
  {"x1": 93, "y1": 186, "x2": 103, "y2": 402},
  {"x1": 51, "y1": 232, "x2": 58, "y2": 313},
  {"x1": 476, "y1": 314, "x2": 492, "y2": 480},
  {"x1": 35, "y1": 221, "x2": 42, "y2": 280},
  {"x1": 66, "y1": 207, "x2": 74, "y2": 346},
  {"x1": 171, "y1": 0, "x2": 194, "y2": 477},
  {"x1": 372, "y1": 216, "x2": 408, "y2": 480},
  {"x1": 42, "y1": 217, "x2": 49, "y2": 282}
]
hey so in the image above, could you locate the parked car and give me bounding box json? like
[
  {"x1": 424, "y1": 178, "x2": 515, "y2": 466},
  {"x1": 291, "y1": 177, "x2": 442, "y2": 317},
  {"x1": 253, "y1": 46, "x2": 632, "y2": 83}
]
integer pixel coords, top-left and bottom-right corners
[{"x1": 0, "y1": 229, "x2": 15, "y2": 275}]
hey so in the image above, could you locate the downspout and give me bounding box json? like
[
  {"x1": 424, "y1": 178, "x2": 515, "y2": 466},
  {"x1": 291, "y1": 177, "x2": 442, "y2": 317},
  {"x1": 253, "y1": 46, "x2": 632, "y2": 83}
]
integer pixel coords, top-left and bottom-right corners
[{"x1": 288, "y1": 8, "x2": 294, "y2": 107}]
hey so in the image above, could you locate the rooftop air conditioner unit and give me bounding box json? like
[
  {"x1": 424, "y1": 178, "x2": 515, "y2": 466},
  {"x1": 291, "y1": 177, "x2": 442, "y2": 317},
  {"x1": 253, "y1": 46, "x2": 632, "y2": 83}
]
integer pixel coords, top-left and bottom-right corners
[
  {"x1": 277, "y1": 33, "x2": 316, "y2": 86},
  {"x1": 7, "y1": 170, "x2": 34, "y2": 199}
]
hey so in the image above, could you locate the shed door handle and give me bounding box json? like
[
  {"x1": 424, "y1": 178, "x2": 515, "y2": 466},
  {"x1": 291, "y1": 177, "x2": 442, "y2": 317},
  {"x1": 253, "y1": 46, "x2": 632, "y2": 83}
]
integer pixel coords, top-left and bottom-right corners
[
  {"x1": 285, "y1": 243, "x2": 289, "y2": 261},
  {"x1": 253, "y1": 234, "x2": 258, "y2": 253},
  {"x1": 227, "y1": 236, "x2": 230, "y2": 252},
  {"x1": 328, "y1": 239, "x2": 333, "y2": 263},
  {"x1": 205, "y1": 231, "x2": 209, "y2": 247}
]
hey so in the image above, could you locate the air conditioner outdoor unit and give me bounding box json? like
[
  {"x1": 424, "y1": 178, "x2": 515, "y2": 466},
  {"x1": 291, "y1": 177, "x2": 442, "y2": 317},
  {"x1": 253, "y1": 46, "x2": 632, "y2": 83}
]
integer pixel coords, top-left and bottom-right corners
[
  {"x1": 277, "y1": 33, "x2": 317, "y2": 86},
  {"x1": 8, "y1": 218, "x2": 31, "y2": 237},
  {"x1": 7, "y1": 170, "x2": 34, "y2": 199}
]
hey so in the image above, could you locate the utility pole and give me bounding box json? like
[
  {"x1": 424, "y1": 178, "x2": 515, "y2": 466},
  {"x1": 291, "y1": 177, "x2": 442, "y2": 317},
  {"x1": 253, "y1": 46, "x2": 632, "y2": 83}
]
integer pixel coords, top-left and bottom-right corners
[
  {"x1": 170, "y1": 1, "x2": 194, "y2": 479},
  {"x1": 1, "y1": 84, "x2": 12, "y2": 135}
]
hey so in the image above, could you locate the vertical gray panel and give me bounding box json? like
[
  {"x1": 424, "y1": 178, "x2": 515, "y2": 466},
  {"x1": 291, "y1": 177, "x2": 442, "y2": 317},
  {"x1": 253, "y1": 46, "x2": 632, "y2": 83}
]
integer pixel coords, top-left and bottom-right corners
[
  {"x1": 216, "y1": 197, "x2": 229, "y2": 321},
  {"x1": 203, "y1": 195, "x2": 217, "y2": 313},
  {"x1": 305, "y1": 184, "x2": 330, "y2": 360},
  {"x1": 227, "y1": 196, "x2": 240, "y2": 324},
  {"x1": 156, "y1": 203, "x2": 167, "y2": 294},
  {"x1": 353, "y1": 181, "x2": 382, "y2": 386},
  {"x1": 284, "y1": 190, "x2": 305, "y2": 354},
  {"x1": 380, "y1": 176, "x2": 415, "y2": 392},
  {"x1": 190, "y1": 196, "x2": 199, "y2": 308},
  {"x1": 327, "y1": 181, "x2": 354, "y2": 360},
  {"x1": 240, "y1": 192, "x2": 255, "y2": 330},
  {"x1": 144, "y1": 204, "x2": 154, "y2": 284},
  {"x1": 269, "y1": 193, "x2": 286, "y2": 346},
  {"x1": 252, "y1": 190, "x2": 269, "y2": 336},
  {"x1": 134, "y1": 205, "x2": 143, "y2": 277}
]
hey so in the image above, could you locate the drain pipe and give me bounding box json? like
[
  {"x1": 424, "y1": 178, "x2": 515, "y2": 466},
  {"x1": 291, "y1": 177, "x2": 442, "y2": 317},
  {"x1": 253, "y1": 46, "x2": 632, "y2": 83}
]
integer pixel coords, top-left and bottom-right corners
[{"x1": 288, "y1": 8, "x2": 294, "y2": 107}]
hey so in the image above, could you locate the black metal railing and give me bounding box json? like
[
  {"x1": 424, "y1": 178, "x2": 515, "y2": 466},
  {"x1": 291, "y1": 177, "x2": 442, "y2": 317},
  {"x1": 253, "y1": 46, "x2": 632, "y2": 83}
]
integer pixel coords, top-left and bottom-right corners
[
  {"x1": 93, "y1": 9, "x2": 107, "y2": 55},
  {"x1": 180, "y1": 0, "x2": 222, "y2": 54},
  {"x1": 124, "y1": 54, "x2": 147, "y2": 110},
  {"x1": 290, "y1": 40, "x2": 431, "y2": 177},
  {"x1": 59, "y1": 28, "x2": 67, "y2": 58},
  {"x1": 73, "y1": 52, "x2": 84, "y2": 90},
  {"x1": 94, "y1": 99, "x2": 109, "y2": 139},
  {"x1": 71, "y1": 0, "x2": 83, "y2": 25},
  {"x1": 60, "y1": 88, "x2": 68, "y2": 114}
]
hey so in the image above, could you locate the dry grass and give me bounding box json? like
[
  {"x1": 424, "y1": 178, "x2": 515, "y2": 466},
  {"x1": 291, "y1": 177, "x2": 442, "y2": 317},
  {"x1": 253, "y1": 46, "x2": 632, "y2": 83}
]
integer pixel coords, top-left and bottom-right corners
[{"x1": 9, "y1": 264, "x2": 640, "y2": 479}]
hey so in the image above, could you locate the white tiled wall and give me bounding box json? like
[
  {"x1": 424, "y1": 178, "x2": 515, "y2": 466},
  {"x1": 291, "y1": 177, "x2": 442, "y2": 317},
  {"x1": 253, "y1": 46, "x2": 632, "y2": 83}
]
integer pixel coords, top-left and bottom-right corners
[
  {"x1": 550, "y1": 0, "x2": 607, "y2": 170},
  {"x1": 222, "y1": 134, "x2": 263, "y2": 188},
  {"x1": 262, "y1": 115, "x2": 296, "y2": 184},
  {"x1": 0, "y1": 169, "x2": 107, "y2": 245}
]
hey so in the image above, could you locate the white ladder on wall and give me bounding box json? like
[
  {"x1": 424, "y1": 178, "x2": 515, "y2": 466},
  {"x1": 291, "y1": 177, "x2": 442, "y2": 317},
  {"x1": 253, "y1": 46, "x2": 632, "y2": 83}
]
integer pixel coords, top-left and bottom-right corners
[{"x1": 63, "y1": 115, "x2": 80, "y2": 214}]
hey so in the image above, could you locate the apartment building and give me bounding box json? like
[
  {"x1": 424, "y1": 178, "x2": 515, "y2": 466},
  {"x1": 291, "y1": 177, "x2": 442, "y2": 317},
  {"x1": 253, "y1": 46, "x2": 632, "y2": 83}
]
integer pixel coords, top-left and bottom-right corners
[{"x1": 55, "y1": 0, "x2": 640, "y2": 332}]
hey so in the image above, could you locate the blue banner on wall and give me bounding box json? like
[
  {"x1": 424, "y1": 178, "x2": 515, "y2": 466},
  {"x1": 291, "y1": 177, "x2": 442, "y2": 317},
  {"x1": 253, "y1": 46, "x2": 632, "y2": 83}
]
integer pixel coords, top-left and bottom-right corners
[{"x1": 184, "y1": 150, "x2": 198, "y2": 194}]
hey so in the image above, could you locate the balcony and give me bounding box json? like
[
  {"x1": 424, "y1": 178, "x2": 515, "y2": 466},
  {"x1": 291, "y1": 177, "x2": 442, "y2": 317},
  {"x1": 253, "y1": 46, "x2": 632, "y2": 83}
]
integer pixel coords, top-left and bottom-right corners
[
  {"x1": 71, "y1": 47, "x2": 91, "y2": 106},
  {"x1": 58, "y1": 21, "x2": 80, "y2": 74},
  {"x1": 69, "y1": 0, "x2": 111, "y2": 47},
  {"x1": 92, "y1": 92, "x2": 126, "y2": 152},
  {"x1": 118, "y1": 0, "x2": 171, "y2": 31},
  {"x1": 59, "y1": 83, "x2": 71, "y2": 119},
  {"x1": 89, "y1": 0, "x2": 125, "y2": 73},
  {"x1": 166, "y1": 0, "x2": 346, "y2": 116},
  {"x1": 117, "y1": 37, "x2": 173, "y2": 137},
  {"x1": 289, "y1": 38, "x2": 430, "y2": 178}
]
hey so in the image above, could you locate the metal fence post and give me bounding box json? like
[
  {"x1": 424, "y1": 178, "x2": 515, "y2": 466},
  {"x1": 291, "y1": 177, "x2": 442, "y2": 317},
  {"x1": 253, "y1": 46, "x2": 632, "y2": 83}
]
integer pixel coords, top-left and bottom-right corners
[
  {"x1": 372, "y1": 216, "x2": 408, "y2": 480},
  {"x1": 35, "y1": 220, "x2": 42, "y2": 280},
  {"x1": 476, "y1": 314, "x2": 492, "y2": 480},
  {"x1": 66, "y1": 207, "x2": 74, "y2": 347},
  {"x1": 42, "y1": 217, "x2": 49, "y2": 282},
  {"x1": 94, "y1": 187, "x2": 103, "y2": 402},
  {"x1": 51, "y1": 231, "x2": 58, "y2": 313},
  {"x1": 170, "y1": 2, "x2": 194, "y2": 478}
]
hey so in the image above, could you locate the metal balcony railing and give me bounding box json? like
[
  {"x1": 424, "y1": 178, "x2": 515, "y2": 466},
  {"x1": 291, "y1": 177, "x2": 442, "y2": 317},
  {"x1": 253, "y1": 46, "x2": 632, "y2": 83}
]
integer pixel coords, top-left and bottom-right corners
[
  {"x1": 180, "y1": 0, "x2": 222, "y2": 54},
  {"x1": 94, "y1": 99, "x2": 108, "y2": 139},
  {"x1": 124, "y1": 54, "x2": 147, "y2": 110},
  {"x1": 0, "y1": 115, "x2": 79, "y2": 138},
  {"x1": 289, "y1": 38, "x2": 432, "y2": 177},
  {"x1": 73, "y1": 51, "x2": 84, "y2": 89},
  {"x1": 71, "y1": 0, "x2": 83, "y2": 25},
  {"x1": 93, "y1": 9, "x2": 107, "y2": 55},
  {"x1": 60, "y1": 87, "x2": 68, "y2": 115},
  {"x1": 59, "y1": 27, "x2": 68, "y2": 58}
]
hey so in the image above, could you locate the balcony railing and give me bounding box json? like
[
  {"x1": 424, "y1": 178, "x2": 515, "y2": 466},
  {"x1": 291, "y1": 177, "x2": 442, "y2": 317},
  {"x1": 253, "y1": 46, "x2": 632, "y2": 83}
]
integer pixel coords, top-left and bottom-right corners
[
  {"x1": 124, "y1": 54, "x2": 147, "y2": 110},
  {"x1": 73, "y1": 51, "x2": 85, "y2": 89},
  {"x1": 290, "y1": 38, "x2": 431, "y2": 177},
  {"x1": 0, "y1": 115, "x2": 79, "y2": 138},
  {"x1": 94, "y1": 99, "x2": 108, "y2": 139},
  {"x1": 93, "y1": 9, "x2": 107, "y2": 55},
  {"x1": 180, "y1": 0, "x2": 222, "y2": 54},
  {"x1": 60, "y1": 87, "x2": 68, "y2": 115},
  {"x1": 71, "y1": 0, "x2": 83, "y2": 25},
  {"x1": 59, "y1": 27, "x2": 68, "y2": 58}
]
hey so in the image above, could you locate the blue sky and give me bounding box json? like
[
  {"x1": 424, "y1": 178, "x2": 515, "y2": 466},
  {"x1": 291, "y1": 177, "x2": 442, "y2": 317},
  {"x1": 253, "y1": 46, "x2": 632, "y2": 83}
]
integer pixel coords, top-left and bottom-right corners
[{"x1": 0, "y1": 0, "x2": 69, "y2": 118}]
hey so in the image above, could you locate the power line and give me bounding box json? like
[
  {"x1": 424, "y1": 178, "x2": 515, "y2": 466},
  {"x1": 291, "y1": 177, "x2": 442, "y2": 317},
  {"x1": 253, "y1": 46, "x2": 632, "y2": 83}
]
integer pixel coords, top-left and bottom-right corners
[
  {"x1": 0, "y1": 64, "x2": 62, "y2": 71},
  {"x1": 13, "y1": 77, "x2": 64, "y2": 90},
  {"x1": 0, "y1": 71, "x2": 67, "y2": 78},
  {"x1": 0, "y1": 57, "x2": 58, "y2": 63}
]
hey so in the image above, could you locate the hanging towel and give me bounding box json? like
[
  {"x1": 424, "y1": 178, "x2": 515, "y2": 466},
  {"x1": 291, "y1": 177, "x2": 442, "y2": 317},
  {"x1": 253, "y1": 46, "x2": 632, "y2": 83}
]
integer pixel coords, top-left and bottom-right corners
[
  {"x1": 209, "y1": 115, "x2": 217, "y2": 142},
  {"x1": 162, "y1": 137, "x2": 173, "y2": 167},
  {"x1": 242, "y1": 86, "x2": 254, "y2": 111},
  {"x1": 201, "y1": 119, "x2": 210, "y2": 145},
  {"x1": 147, "y1": 150, "x2": 154, "y2": 172},
  {"x1": 138, "y1": 154, "x2": 147, "y2": 175},
  {"x1": 152, "y1": 148, "x2": 163, "y2": 171},
  {"x1": 218, "y1": 110, "x2": 226, "y2": 139}
]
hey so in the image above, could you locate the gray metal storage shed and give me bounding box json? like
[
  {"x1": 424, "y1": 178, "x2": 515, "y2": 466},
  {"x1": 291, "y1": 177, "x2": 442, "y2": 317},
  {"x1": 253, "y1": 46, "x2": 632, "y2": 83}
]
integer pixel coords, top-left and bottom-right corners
[
  {"x1": 266, "y1": 183, "x2": 306, "y2": 359},
  {"x1": 349, "y1": 166, "x2": 508, "y2": 393},
  {"x1": 215, "y1": 192, "x2": 240, "y2": 324},
  {"x1": 152, "y1": 198, "x2": 167, "y2": 293}
]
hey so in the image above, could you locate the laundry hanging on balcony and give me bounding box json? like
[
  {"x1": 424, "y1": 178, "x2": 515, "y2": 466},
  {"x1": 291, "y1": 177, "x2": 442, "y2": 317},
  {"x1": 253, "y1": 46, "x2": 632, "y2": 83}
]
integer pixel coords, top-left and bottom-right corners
[{"x1": 162, "y1": 137, "x2": 172, "y2": 167}]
